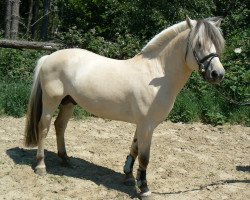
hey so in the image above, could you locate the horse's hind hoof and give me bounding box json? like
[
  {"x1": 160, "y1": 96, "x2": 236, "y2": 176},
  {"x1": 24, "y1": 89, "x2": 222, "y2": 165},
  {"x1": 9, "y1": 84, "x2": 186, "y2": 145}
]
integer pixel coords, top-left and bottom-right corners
[
  {"x1": 35, "y1": 167, "x2": 47, "y2": 175},
  {"x1": 61, "y1": 158, "x2": 71, "y2": 167},
  {"x1": 124, "y1": 173, "x2": 136, "y2": 186},
  {"x1": 58, "y1": 152, "x2": 71, "y2": 167}
]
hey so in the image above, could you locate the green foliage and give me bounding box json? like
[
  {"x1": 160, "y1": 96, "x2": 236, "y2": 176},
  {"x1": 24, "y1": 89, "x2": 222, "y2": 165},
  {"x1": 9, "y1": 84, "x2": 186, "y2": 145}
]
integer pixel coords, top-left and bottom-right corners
[
  {"x1": 227, "y1": 107, "x2": 250, "y2": 125},
  {"x1": 221, "y1": 28, "x2": 250, "y2": 102},
  {"x1": 73, "y1": 105, "x2": 92, "y2": 120},
  {"x1": 0, "y1": 80, "x2": 31, "y2": 117},
  {"x1": 169, "y1": 89, "x2": 201, "y2": 123},
  {"x1": 0, "y1": 0, "x2": 249, "y2": 125},
  {"x1": 0, "y1": 48, "x2": 45, "y2": 81},
  {"x1": 57, "y1": 27, "x2": 142, "y2": 59},
  {"x1": 198, "y1": 88, "x2": 226, "y2": 125}
]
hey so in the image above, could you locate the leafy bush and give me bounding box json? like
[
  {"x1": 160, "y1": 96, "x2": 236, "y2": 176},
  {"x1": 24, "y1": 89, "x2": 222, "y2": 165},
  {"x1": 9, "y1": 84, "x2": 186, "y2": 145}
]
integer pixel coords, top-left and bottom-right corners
[
  {"x1": 56, "y1": 26, "x2": 142, "y2": 59},
  {"x1": 0, "y1": 80, "x2": 31, "y2": 117},
  {"x1": 0, "y1": 0, "x2": 249, "y2": 125},
  {"x1": 73, "y1": 105, "x2": 92, "y2": 120},
  {"x1": 169, "y1": 89, "x2": 201, "y2": 123},
  {"x1": 0, "y1": 48, "x2": 46, "y2": 81}
]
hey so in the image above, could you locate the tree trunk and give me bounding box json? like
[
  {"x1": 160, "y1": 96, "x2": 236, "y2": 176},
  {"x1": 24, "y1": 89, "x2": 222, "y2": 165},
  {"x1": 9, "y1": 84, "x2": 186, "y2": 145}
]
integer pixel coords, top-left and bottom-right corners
[
  {"x1": 0, "y1": 39, "x2": 63, "y2": 51},
  {"x1": 40, "y1": 0, "x2": 50, "y2": 40},
  {"x1": 5, "y1": 0, "x2": 12, "y2": 38},
  {"x1": 31, "y1": 0, "x2": 39, "y2": 39},
  {"x1": 10, "y1": 0, "x2": 20, "y2": 39},
  {"x1": 26, "y1": 0, "x2": 34, "y2": 37},
  {"x1": 50, "y1": 1, "x2": 58, "y2": 37}
]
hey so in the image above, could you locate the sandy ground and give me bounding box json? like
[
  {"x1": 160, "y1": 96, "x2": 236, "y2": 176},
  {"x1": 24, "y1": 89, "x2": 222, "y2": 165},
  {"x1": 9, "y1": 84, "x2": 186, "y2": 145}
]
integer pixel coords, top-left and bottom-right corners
[{"x1": 0, "y1": 116, "x2": 249, "y2": 200}]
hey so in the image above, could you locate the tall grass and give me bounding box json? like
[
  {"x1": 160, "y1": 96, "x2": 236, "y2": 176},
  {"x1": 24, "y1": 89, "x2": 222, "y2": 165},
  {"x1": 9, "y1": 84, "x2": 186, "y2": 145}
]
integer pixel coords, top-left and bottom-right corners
[
  {"x1": 168, "y1": 89, "x2": 201, "y2": 123},
  {"x1": 0, "y1": 80, "x2": 31, "y2": 117}
]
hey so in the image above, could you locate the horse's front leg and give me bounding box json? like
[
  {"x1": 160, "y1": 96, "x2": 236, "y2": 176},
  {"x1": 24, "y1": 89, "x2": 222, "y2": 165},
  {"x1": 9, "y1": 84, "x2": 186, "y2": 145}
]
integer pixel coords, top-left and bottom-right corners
[
  {"x1": 136, "y1": 124, "x2": 154, "y2": 197},
  {"x1": 124, "y1": 129, "x2": 138, "y2": 185}
]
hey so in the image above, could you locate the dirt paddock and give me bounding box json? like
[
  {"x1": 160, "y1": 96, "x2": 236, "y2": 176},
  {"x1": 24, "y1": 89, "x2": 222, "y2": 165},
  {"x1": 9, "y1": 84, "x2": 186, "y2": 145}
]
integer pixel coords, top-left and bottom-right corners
[{"x1": 0, "y1": 117, "x2": 249, "y2": 199}]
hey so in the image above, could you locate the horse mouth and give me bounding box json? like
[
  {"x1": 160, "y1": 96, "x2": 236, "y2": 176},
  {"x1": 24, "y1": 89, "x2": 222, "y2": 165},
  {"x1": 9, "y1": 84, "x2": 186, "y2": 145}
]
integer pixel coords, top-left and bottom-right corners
[{"x1": 202, "y1": 68, "x2": 225, "y2": 84}]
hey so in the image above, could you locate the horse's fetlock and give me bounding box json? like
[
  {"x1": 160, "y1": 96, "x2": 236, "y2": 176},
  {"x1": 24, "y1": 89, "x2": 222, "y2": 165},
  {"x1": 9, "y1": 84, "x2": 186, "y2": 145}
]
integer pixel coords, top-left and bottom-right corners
[
  {"x1": 136, "y1": 168, "x2": 147, "y2": 181},
  {"x1": 58, "y1": 151, "x2": 67, "y2": 159},
  {"x1": 136, "y1": 169, "x2": 151, "y2": 197}
]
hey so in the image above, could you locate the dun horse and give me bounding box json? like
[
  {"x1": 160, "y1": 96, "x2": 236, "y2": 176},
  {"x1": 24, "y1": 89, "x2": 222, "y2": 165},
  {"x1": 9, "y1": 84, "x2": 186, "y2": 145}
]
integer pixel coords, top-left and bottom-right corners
[{"x1": 25, "y1": 17, "x2": 225, "y2": 197}]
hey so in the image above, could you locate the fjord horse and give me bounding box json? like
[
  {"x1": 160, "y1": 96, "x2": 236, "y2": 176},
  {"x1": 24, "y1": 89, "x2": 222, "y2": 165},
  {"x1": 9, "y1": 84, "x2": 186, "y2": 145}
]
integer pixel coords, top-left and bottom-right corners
[{"x1": 25, "y1": 17, "x2": 225, "y2": 197}]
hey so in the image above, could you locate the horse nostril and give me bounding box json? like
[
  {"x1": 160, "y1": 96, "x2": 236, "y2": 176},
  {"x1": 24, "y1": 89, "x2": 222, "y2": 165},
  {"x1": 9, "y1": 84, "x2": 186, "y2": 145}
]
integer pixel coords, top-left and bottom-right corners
[{"x1": 211, "y1": 70, "x2": 219, "y2": 79}]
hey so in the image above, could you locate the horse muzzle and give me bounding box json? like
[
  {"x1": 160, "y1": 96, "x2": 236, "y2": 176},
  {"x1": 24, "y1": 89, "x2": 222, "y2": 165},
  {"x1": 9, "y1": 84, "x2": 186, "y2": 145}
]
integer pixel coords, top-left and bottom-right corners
[{"x1": 203, "y1": 65, "x2": 225, "y2": 84}]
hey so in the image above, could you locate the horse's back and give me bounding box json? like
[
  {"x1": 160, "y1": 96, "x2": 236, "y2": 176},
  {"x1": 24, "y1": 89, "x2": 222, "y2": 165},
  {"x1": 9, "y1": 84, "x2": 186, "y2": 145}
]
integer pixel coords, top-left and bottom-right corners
[{"x1": 38, "y1": 48, "x2": 139, "y2": 121}]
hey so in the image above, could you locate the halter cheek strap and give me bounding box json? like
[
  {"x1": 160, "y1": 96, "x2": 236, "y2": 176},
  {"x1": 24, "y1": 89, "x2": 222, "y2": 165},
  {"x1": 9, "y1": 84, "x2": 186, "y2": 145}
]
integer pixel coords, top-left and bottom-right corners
[{"x1": 193, "y1": 51, "x2": 219, "y2": 73}]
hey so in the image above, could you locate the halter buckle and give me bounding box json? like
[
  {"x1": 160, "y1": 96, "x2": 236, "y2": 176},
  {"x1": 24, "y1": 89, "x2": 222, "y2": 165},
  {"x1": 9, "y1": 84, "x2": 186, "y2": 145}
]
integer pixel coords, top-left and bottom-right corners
[{"x1": 200, "y1": 64, "x2": 205, "y2": 73}]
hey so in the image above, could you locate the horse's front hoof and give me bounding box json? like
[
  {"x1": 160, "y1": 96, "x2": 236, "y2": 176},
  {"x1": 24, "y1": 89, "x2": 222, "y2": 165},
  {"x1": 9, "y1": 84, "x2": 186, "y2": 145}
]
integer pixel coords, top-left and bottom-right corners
[
  {"x1": 140, "y1": 190, "x2": 152, "y2": 198},
  {"x1": 138, "y1": 180, "x2": 151, "y2": 198},
  {"x1": 35, "y1": 167, "x2": 47, "y2": 175},
  {"x1": 124, "y1": 173, "x2": 136, "y2": 186}
]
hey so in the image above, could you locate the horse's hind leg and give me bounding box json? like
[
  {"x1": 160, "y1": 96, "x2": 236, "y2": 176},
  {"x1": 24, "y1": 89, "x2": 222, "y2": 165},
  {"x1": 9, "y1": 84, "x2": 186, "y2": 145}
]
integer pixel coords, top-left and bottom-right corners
[
  {"x1": 36, "y1": 98, "x2": 59, "y2": 175},
  {"x1": 54, "y1": 103, "x2": 75, "y2": 165}
]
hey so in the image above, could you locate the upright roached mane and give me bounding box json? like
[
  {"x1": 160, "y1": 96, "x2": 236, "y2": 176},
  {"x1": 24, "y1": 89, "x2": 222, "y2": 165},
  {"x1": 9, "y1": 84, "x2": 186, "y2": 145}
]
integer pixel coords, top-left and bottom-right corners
[
  {"x1": 141, "y1": 21, "x2": 190, "y2": 56},
  {"x1": 24, "y1": 17, "x2": 226, "y2": 198}
]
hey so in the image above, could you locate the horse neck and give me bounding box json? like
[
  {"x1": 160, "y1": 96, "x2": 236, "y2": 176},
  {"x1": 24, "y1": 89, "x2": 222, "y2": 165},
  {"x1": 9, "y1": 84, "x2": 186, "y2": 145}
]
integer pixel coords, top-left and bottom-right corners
[{"x1": 158, "y1": 30, "x2": 193, "y2": 93}]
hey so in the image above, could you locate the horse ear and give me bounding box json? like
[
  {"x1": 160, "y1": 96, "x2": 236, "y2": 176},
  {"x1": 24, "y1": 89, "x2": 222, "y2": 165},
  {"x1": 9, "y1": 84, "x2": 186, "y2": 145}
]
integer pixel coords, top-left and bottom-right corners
[
  {"x1": 186, "y1": 16, "x2": 193, "y2": 29},
  {"x1": 213, "y1": 17, "x2": 223, "y2": 27},
  {"x1": 206, "y1": 16, "x2": 223, "y2": 27}
]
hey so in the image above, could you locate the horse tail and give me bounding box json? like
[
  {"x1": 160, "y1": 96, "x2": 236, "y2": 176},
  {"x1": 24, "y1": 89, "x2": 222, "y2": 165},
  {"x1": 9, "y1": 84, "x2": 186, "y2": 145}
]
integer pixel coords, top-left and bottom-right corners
[{"x1": 24, "y1": 55, "x2": 48, "y2": 147}]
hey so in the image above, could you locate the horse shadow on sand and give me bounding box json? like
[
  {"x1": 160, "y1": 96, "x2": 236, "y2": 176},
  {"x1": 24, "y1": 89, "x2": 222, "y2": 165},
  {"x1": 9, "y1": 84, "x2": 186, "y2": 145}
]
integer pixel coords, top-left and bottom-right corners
[
  {"x1": 6, "y1": 147, "x2": 250, "y2": 198},
  {"x1": 6, "y1": 147, "x2": 138, "y2": 198}
]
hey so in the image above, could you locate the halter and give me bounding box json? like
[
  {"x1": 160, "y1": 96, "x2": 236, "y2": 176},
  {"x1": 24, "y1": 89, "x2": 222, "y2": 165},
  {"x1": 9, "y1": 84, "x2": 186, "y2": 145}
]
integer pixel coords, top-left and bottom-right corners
[{"x1": 185, "y1": 30, "x2": 219, "y2": 75}]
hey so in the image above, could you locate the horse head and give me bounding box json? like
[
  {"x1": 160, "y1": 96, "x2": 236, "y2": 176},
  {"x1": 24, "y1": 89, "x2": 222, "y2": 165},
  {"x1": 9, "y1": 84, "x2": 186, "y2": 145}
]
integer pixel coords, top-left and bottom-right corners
[{"x1": 185, "y1": 17, "x2": 225, "y2": 84}]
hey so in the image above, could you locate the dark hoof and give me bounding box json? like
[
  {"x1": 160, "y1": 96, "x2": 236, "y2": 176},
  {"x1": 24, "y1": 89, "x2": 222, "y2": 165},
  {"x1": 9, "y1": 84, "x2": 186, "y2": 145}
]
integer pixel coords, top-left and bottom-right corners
[
  {"x1": 35, "y1": 167, "x2": 47, "y2": 175},
  {"x1": 140, "y1": 190, "x2": 152, "y2": 198},
  {"x1": 138, "y1": 180, "x2": 151, "y2": 198},
  {"x1": 61, "y1": 157, "x2": 71, "y2": 167}
]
